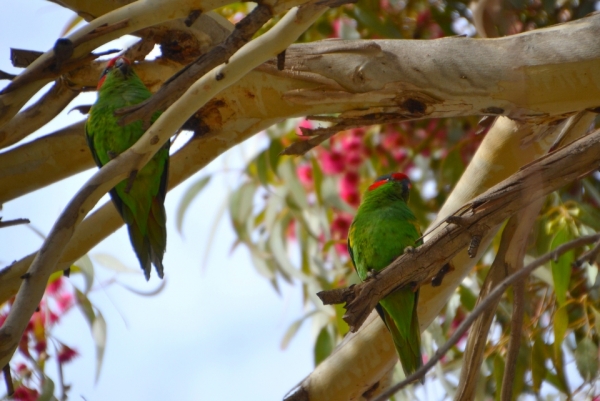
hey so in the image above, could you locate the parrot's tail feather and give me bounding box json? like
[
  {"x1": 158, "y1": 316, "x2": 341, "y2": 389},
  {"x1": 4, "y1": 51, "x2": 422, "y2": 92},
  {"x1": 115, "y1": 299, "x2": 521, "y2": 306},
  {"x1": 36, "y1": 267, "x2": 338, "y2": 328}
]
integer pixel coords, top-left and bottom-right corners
[
  {"x1": 380, "y1": 289, "x2": 423, "y2": 382},
  {"x1": 147, "y1": 198, "x2": 167, "y2": 278},
  {"x1": 384, "y1": 312, "x2": 423, "y2": 382},
  {"x1": 123, "y1": 207, "x2": 152, "y2": 280}
]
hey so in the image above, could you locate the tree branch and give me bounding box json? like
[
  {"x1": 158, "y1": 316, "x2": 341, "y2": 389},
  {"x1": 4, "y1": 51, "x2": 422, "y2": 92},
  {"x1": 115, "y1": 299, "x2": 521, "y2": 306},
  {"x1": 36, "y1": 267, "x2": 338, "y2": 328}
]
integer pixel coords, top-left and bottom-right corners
[
  {"x1": 318, "y1": 127, "x2": 600, "y2": 332},
  {"x1": 0, "y1": 218, "x2": 30, "y2": 229},
  {"x1": 372, "y1": 233, "x2": 600, "y2": 401},
  {"x1": 115, "y1": 2, "x2": 276, "y2": 126},
  {"x1": 0, "y1": 77, "x2": 80, "y2": 149}
]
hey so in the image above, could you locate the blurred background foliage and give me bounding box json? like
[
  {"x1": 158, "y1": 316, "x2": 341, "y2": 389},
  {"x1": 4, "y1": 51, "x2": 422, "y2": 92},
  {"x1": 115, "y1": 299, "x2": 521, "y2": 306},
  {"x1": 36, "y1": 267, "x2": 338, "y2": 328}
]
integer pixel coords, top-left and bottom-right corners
[
  {"x1": 5, "y1": 0, "x2": 600, "y2": 399},
  {"x1": 180, "y1": 0, "x2": 600, "y2": 398}
]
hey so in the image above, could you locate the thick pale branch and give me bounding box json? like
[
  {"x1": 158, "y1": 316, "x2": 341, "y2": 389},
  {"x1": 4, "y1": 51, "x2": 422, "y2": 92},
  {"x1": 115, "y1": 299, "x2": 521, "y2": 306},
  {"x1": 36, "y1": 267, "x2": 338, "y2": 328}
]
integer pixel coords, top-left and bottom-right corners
[
  {"x1": 0, "y1": 2, "x2": 333, "y2": 368},
  {"x1": 0, "y1": 122, "x2": 93, "y2": 204},
  {"x1": 0, "y1": 78, "x2": 80, "y2": 149},
  {"x1": 372, "y1": 234, "x2": 600, "y2": 401},
  {"x1": 276, "y1": 14, "x2": 600, "y2": 132},
  {"x1": 319, "y1": 127, "x2": 600, "y2": 332}
]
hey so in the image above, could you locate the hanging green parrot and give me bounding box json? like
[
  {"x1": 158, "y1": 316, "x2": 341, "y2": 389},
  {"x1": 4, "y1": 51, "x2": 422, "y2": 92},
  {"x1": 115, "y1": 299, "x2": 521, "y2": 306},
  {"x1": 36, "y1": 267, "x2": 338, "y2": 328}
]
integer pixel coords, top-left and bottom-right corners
[
  {"x1": 347, "y1": 172, "x2": 423, "y2": 380},
  {"x1": 86, "y1": 56, "x2": 169, "y2": 280}
]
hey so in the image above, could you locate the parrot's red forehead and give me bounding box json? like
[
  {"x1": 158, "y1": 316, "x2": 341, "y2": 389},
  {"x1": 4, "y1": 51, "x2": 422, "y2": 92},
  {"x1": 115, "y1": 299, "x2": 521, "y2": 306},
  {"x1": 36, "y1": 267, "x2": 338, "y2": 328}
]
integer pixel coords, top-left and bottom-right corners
[
  {"x1": 368, "y1": 172, "x2": 410, "y2": 191},
  {"x1": 106, "y1": 56, "x2": 130, "y2": 68},
  {"x1": 390, "y1": 172, "x2": 409, "y2": 181},
  {"x1": 97, "y1": 56, "x2": 131, "y2": 90}
]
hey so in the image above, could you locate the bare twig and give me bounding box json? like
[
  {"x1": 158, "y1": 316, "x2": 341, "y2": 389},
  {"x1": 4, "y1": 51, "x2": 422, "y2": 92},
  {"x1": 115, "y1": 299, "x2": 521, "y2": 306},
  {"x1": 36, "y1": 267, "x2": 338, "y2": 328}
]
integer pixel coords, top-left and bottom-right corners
[
  {"x1": 0, "y1": 218, "x2": 30, "y2": 229},
  {"x1": 373, "y1": 234, "x2": 600, "y2": 401},
  {"x1": 575, "y1": 238, "x2": 600, "y2": 266},
  {"x1": 317, "y1": 128, "x2": 600, "y2": 332},
  {"x1": 2, "y1": 364, "x2": 13, "y2": 396}
]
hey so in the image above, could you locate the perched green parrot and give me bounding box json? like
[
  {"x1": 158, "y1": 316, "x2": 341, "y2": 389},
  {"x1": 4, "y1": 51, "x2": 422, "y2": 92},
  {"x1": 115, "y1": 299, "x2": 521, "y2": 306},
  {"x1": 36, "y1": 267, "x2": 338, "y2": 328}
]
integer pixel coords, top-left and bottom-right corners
[
  {"x1": 86, "y1": 56, "x2": 169, "y2": 280},
  {"x1": 347, "y1": 172, "x2": 423, "y2": 380}
]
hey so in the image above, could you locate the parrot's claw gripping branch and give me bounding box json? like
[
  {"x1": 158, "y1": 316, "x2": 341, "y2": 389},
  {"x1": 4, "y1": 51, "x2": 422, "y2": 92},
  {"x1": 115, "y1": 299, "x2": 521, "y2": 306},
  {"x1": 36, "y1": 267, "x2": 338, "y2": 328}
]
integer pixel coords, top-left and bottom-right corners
[{"x1": 316, "y1": 128, "x2": 600, "y2": 333}]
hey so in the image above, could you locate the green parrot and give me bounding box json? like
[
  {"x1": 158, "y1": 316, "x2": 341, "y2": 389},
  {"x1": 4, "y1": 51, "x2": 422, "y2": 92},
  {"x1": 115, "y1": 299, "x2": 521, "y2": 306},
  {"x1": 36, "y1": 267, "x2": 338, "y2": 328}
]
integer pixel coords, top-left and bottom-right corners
[
  {"x1": 86, "y1": 56, "x2": 169, "y2": 280},
  {"x1": 347, "y1": 172, "x2": 423, "y2": 380}
]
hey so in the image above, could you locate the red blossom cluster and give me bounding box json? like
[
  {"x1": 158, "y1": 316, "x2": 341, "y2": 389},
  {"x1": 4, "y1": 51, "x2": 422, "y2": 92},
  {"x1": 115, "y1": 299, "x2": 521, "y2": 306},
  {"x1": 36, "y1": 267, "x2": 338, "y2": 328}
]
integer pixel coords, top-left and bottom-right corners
[
  {"x1": 291, "y1": 118, "x2": 482, "y2": 260},
  {"x1": 413, "y1": 9, "x2": 445, "y2": 39},
  {"x1": 294, "y1": 126, "x2": 370, "y2": 257},
  {"x1": 1, "y1": 276, "x2": 78, "y2": 400}
]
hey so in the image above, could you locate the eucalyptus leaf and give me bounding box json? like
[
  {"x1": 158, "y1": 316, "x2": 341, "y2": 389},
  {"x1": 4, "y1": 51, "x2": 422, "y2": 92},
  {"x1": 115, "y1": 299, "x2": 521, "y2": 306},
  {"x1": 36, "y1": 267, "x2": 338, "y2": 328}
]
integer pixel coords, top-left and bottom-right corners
[
  {"x1": 176, "y1": 175, "x2": 211, "y2": 233},
  {"x1": 38, "y1": 375, "x2": 55, "y2": 401},
  {"x1": 314, "y1": 326, "x2": 334, "y2": 365},
  {"x1": 574, "y1": 337, "x2": 599, "y2": 381},
  {"x1": 73, "y1": 254, "x2": 95, "y2": 294},
  {"x1": 550, "y1": 226, "x2": 573, "y2": 306},
  {"x1": 92, "y1": 253, "x2": 140, "y2": 275},
  {"x1": 92, "y1": 311, "x2": 107, "y2": 383}
]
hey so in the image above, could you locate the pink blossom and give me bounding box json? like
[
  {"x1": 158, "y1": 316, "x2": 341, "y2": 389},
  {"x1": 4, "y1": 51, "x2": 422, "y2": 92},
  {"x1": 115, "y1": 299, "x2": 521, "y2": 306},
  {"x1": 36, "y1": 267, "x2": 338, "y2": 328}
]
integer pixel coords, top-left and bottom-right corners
[
  {"x1": 48, "y1": 310, "x2": 60, "y2": 325},
  {"x1": 341, "y1": 135, "x2": 363, "y2": 153},
  {"x1": 335, "y1": 242, "x2": 349, "y2": 256},
  {"x1": 331, "y1": 213, "x2": 353, "y2": 256},
  {"x1": 16, "y1": 363, "x2": 29, "y2": 375},
  {"x1": 320, "y1": 150, "x2": 345, "y2": 174},
  {"x1": 13, "y1": 385, "x2": 39, "y2": 401},
  {"x1": 382, "y1": 131, "x2": 404, "y2": 151},
  {"x1": 339, "y1": 172, "x2": 361, "y2": 207},
  {"x1": 47, "y1": 277, "x2": 63, "y2": 295},
  {"x1": 342, "y1": 190, "x2": 360, "y2": 207},
  {"x1": 57, "y1": 292, "x2": 74, "y2": 313},
  {"x1": 286, "y1": 219, "x2": 296, "y2": 241},
  {"x1": 416, "y1": 9, "x2": 431, "y2": 28},
  {"x1": 392, "y1": 148, "x2": 408, "y2": 164},
  {"x1": 341, "y1": 171, "x2": 360, "y2": 187},
  {"x1": 331, "y1": 213, "x2": 353, "y2": 237},
  {"x1": 345, "y1": 152, "x2": 363, "y2": 168},
  {"x1": 297, "y1": 164, "x2": 313, "y2": 187},
  {"x1": 34, "y1": 340, "x2": 47, "y2": 355},
  {"x1": 57, "y1": 345, "x2": 79, "y2": 364}
]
